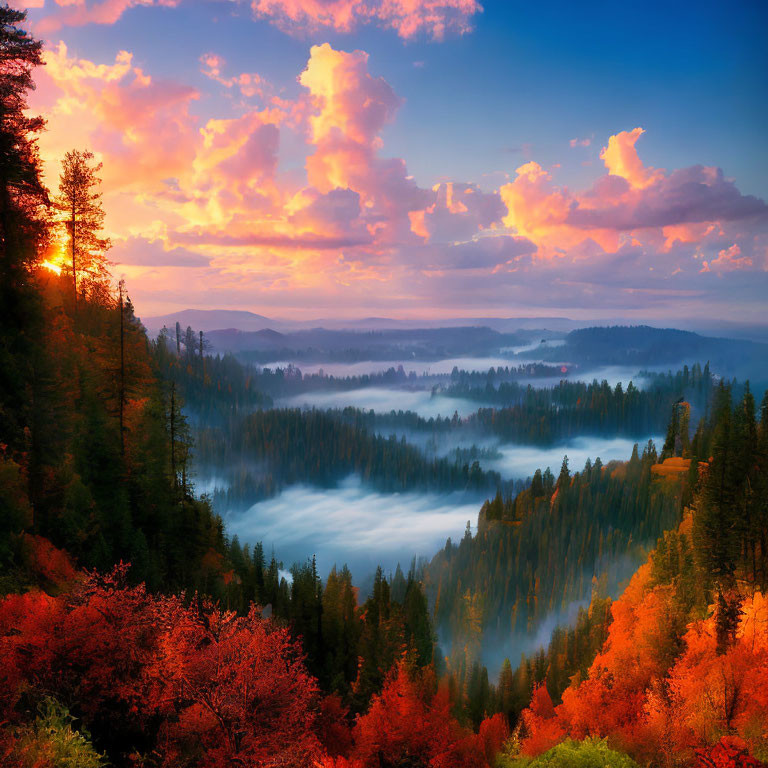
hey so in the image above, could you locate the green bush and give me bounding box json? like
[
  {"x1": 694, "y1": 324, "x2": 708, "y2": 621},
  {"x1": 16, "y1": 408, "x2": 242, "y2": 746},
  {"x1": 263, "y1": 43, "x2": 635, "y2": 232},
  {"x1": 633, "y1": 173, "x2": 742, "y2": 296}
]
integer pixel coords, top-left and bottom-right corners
[
  {"x1": 497, "y1": 737, "x2": 640, "y2": 768},
  {"x1": 8, "y1": 698, "x2": 107, "y2": 768}
]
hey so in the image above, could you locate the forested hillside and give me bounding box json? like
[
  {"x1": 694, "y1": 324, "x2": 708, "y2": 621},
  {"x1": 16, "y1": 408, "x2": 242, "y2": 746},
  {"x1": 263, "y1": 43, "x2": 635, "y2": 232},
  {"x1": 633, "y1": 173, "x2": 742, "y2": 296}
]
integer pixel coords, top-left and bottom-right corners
[
  {"x1": 536, "y1": 326, "x2": 768, "y2": 380},
  {"x1": 151, "y1": 329, "x2": 272, "y2": 426},
  {"x1": 492, "y1": 382, "x2": 768, "y2": 767},
  {"x1": 286, "y1": 368, "x2": 714, "y2": 448},
  {"x1": 423, "y1": 441, "x2": 684, "y2": 718},
  {"x1": 195, "y1": 407, "x2": 502, "y2": 506}
]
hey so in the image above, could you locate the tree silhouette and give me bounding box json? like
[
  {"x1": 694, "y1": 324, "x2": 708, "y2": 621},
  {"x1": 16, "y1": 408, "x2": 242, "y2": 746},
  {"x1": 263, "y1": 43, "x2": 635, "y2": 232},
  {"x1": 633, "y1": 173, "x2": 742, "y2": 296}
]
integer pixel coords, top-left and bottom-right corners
[{"x1": 54, "y1": 149, "x2": 110, "y2": 308}]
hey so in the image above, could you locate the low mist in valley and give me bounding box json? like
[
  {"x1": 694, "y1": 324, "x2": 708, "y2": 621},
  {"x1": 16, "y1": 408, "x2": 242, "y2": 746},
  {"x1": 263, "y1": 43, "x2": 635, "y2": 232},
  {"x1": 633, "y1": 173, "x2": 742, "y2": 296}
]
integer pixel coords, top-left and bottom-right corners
[
  {"x1": 224, "y1": 477, "x2": 484, "y2": 578},
  {"x1": 278, "y1": 386, "x2": 482, "y2": 419},
  {"x1": 486, "y1": 434, "x2": 663, "y2": 479}
]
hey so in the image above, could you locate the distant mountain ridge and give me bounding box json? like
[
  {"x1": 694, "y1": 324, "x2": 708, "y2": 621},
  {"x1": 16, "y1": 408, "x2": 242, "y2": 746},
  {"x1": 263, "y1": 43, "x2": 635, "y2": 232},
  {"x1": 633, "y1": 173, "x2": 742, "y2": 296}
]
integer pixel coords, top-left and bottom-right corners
[
  {"x1": 142, "y1": 309, "x2": 274, "y2": 334},
  {"x1": 525, "y1": 325, "x2": 768, "y2": 382},
  {"x1": 141, "y1": 308, "x2": 576, "y2": 335}
]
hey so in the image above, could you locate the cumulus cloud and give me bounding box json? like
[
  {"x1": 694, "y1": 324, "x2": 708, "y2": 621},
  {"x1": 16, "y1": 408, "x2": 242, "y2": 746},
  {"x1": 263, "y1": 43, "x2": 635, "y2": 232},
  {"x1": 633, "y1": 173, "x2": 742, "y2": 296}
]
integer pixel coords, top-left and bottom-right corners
[
  {"x1": 410, "y1": 182, "x2": 505, "y2": 244},
  {"x1": 599, "y1": 127, "x2": 663, "y2": 189},
  {"x1": 498, "y1": 127, "x2": 768, "y2": 269},
  {"x1": 28, "y1": 37, "x2": 768, "y2": 319},
  {"x1": 200, "y1": 53, "x2": 269, "y2": 100},
  {"x1": 37, "y1": 43, "x2": 200, "y2": 192}
]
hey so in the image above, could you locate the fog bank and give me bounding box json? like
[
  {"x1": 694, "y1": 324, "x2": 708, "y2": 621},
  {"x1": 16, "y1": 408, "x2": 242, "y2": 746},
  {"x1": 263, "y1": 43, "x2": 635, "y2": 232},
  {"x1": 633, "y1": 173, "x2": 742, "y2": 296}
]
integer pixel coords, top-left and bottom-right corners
[
  {"x1": 279, "y1": 387, "x2": 481, "y2": 419},
  {"x1": 225, "y1": 477, "x2": 483, "y2": 578},
  {"x1": 487, "y1": 435, "x2": 663, "y2": 479}
]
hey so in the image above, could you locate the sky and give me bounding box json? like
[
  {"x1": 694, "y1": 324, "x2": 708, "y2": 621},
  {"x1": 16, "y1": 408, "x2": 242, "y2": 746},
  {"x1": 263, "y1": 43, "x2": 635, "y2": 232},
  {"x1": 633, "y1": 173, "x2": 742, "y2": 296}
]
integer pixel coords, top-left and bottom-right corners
[{"x1": 14, "y1": 0, "x2": 768, "y2": 323}]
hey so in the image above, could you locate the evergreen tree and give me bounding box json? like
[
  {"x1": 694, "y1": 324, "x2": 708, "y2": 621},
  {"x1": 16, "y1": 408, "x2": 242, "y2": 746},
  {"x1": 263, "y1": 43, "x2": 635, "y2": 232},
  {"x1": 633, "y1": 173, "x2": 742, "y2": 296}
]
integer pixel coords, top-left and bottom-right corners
[
  {"x1": 0, "y1": 5, "x2": 47, "y2": 453},
  {"x1": 694, "y1": 384, "x2": 739, "y2": 586},
  {"x1": 53, "y1": 149, "x2": 110, "y2": 307}
]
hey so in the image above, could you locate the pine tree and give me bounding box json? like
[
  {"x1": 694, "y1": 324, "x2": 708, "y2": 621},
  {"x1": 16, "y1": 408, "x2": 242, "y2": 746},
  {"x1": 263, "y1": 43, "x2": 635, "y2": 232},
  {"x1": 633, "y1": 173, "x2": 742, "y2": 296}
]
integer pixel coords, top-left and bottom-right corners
[
  {"x1": 0, "y1": 6, "x2": 48, "y2": 452},
  {"x1": 694, "y1": 384, "x2": 738, "y2": 587},
  {"x1": 53, "y1": 150, "x2": 110, "y2": 307}
]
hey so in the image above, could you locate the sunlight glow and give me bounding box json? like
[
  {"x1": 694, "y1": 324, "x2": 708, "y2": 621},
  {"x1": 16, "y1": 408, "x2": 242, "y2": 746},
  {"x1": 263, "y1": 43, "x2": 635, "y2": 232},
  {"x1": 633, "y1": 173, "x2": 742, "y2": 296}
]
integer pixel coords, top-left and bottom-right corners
[{"x1": 41, "y1": 260, "x2": 63, "y2": 275}]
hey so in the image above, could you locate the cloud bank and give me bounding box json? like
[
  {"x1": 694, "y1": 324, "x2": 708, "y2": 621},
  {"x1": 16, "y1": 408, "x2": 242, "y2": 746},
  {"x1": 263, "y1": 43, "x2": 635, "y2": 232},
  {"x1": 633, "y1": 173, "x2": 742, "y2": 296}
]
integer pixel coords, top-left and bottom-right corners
[
  {"x1": 27, "y1": 36, "x2": 768, "y2": 319},
  {"x1": 19, "y1": 0, "x2": 481, "y2": 38}
]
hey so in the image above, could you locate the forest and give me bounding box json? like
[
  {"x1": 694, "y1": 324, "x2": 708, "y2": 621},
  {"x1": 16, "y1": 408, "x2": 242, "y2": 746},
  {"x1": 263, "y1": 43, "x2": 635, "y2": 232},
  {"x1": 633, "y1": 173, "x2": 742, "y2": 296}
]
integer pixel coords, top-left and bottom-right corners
[
  {"x1": 194, "y1": 407, "x2": 503, "y2": 506},
  {"x1": 1, "y1": 7, "x2": 767, "y2": 768}
]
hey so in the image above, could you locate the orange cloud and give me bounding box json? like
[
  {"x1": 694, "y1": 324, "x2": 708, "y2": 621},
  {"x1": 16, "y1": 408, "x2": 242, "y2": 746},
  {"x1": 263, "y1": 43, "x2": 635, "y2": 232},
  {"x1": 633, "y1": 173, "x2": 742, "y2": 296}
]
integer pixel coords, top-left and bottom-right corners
[
  {"x1": 499, "y1": 161, "x2": 621, "y2": 256},
  {"x1": 36, "y1": 42, "x2": 200, "y2": 192},
  {"x1": 300, "y1": 44, "x2": 399, "y2": 149},
  {"x1": 26, "y1": 39, "x2": 768, "y2": 317},
  {"x1": 200, "y1": 53, "x2": 269, "y2": 100},
  {"x1": 298, "y1": 43, "x2": 428, "y2": 243},
  {"x1": 499, "y1": 128, "x2": 767, "y2": 264},
  {"x1": 25, "y1": 0, "x2": 481, "y2": 42},
  {"x1": 662, "y1": 222, "x2": 721, "y2": 251},
  {"x1": 599, "y1": 127, "x2": 663, "y2": 189}
]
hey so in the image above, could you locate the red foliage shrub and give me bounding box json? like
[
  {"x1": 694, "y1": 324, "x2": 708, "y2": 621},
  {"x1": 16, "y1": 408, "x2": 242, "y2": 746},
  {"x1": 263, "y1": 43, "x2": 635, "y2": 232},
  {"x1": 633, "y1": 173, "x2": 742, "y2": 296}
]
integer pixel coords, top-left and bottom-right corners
[
  {"x1": 22, "y1": 534, "x2": 78, "y2": 587},
  {"x1": 0, "y1": 566, "x2": 321, "y2": 767},
  {"x1": 477, "y1": 713, "x2": 510, "y2": 764},
  {"x1": 695, "y1": 736, "x2": 763, "y2": 768},
  {"x1": 350, "y1": 661, "x2": 485, "y2": 768}
]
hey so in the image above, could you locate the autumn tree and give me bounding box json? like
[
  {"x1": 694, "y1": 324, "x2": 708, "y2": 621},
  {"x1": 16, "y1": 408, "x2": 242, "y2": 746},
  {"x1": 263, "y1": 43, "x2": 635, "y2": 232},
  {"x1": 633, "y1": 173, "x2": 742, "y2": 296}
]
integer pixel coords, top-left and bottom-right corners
[
  {"x1": 0, "y1": 567, "x2": 323, "y2": 767},
  {"x1": 53, "y1": 149, "x2": 110, "y2": 307},
  {"x1": 347, "y1": 662, "x2": 484, "y2": 768}
]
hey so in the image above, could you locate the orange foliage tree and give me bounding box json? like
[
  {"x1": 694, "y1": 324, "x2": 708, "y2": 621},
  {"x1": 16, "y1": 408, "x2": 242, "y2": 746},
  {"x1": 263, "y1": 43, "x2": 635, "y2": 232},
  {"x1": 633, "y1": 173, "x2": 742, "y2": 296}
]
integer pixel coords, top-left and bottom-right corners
[{"x1": 517, "y1": 566, "x2": 768, "y2": 765}]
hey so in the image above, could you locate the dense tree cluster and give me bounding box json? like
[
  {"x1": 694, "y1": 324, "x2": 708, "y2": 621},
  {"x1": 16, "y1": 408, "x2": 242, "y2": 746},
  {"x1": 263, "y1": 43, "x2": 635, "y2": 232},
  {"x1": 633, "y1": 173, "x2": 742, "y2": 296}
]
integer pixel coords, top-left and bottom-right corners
[
  {"x1": 424, "y1": 440, "x2": 683, "y2": 700},
  {"x1": 0, "y1": 5, "x2": 227, "y2": 597},
  {"x1": 0, "y1": 263, "x2": 230, "y2": 595},
  {"x1": 151, "y1": 329, "x2": 272, "y2": 427},
  {"x1": 288, "y1": 366, "x2": 716, "y2": 452},
  {"x1": 511, "y1": 385, "x2": 768, "y2": 765},
  {"x1": 196, "y1": 407, "x2": 502, "y2": 507},
  {"x1": 451, "y1": 367, "x2": 714, "y2": 444},
  {"x1": 242, "y1": 360, "x2": 563, "y2": 399}
]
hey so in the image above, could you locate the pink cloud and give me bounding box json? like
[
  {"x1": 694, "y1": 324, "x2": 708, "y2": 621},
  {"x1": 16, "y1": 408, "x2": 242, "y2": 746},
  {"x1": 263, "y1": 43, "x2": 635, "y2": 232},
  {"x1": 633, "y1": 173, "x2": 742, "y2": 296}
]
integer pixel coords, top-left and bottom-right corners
[
  {"x1": 299, "y1": 43, "x2": 429, "y2": 242},
  {"x1": 27, "y1": 0, "x2": 481, "y2": 41},
  {"x1": 35, "y1": 43, "x2": 200, "y2": 191},
  {"x1": 499, "y1": 128, "x2": 768, "y2": 262},
  {"x1": 413, "y1": 182, "x2": 506, "y2": 244},
  {"x1": 28, "y1": 40, "x2": 768, "y2": 319},
  {"x1": 700, "y1": 244, "x2": 753, "y2": 273},
  {"x1": 36, "y1": 0, "x2": 181, "y2": 34},
  {"x1": 8, "y1": 1, "x2": 46, "y2": 9},
  {"x1": 200, "y1": 53, "x2": 269, "y2": 100},
  {"x1": 251, "y1": 0, "x2": 482, "y2": 40}
]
